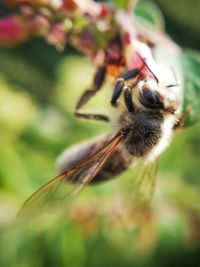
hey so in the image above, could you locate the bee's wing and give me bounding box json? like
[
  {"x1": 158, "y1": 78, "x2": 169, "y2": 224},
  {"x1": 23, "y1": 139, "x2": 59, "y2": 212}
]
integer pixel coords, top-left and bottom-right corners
[
  {"x1": 20, "y1": 132, "x2": 124, "y2": 217},
  {"x1": 121, "y1": 158, "x2": 159, "y2": 209},
  {"x1": 133, "y1": 158, "x2": 159, "y2": 208}
]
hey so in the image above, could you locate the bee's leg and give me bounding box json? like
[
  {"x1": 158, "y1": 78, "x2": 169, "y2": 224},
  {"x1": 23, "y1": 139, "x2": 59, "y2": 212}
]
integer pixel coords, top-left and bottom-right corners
[
  {"x1": 111, "y1": 68, "x2": 140, "y2": 106},
  {"x1": 110, "y1": 79, "x2": 124, "y2": 106},
  {"x1": 75, "y1": 111, "x2": 109, "y2": 122},
  {"x1": 173, "y1": 106, "x2": 192, "y2": 129},
  {"x1": 76, "y1": 66, "x2": 107, "y2": 110},
  {"x1": 123, "y1": 86, "x2": 135, "y2": 112}
]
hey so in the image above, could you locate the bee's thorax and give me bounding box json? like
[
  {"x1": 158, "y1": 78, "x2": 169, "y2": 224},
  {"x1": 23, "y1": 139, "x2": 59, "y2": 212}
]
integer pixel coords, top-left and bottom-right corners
[{"x1": 118, "y1": 108, "x2": 164, "y2": 157}]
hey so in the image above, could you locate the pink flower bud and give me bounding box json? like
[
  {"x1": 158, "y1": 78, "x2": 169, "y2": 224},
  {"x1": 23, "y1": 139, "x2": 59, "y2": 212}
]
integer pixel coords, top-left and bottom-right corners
[
  {"x1": 98, "y1": 3, "x2": 109, "y2": 18},
  {"x1": 30, "y1": 14, "x2": 50, "y2": 36},
  {"x1": 46, "y1": 23, "x2": 66, "y2": 51},
  {"x1": 0, "y1": 15, "x2": 30, "y2": 47}
]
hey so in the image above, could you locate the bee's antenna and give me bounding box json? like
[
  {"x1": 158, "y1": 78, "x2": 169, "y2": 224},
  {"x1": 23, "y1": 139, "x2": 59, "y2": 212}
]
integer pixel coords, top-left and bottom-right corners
[
  {"x1": 166, "y1": 83, "x2": 180, "y2": 88},
  {"x1": 136, "y1": 52, "x2": 159, "y2": 84}
]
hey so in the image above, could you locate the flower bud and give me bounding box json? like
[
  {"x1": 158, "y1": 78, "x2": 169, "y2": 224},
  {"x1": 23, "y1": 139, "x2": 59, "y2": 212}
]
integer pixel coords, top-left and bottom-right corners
[
  {"x1": 31, "y1": 14, "x2": 50, "y2": 36},
  {"x1": 0, "y1": 15, "x2": 30, "y2": 47},
  {"x1": 46, "y1": 22, "x2": 66, "y2": 51}
]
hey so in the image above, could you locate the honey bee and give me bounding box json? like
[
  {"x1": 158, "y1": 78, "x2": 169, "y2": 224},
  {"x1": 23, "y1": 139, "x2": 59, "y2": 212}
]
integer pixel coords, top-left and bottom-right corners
[{"x1": 20, "y1": 57, "x2": 189, "y2": 217}]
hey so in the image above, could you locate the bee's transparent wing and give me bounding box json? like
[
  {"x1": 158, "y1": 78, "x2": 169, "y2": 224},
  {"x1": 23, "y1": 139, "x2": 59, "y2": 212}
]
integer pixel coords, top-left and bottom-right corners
[
  {"x1": 121, "y1": 158, "x2": 159, "y2": 209},
  {"x1": 20, "y1": 132, "x2": 124, "y2": 217},
  {"x1": 134, "y1": 158, "x2": 159, "y2": 208}
]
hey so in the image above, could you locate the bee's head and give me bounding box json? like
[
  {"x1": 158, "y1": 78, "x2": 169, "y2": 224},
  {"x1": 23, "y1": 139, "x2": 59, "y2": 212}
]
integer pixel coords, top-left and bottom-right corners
[{"x1": 137, "y1": 79, "x2": 180, "y2": 114}]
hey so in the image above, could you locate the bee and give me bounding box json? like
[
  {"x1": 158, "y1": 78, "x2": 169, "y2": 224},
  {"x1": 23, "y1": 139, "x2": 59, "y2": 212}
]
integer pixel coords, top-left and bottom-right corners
[{"x1": 20, "y1": 58, "x2": 189, "y2": 216}]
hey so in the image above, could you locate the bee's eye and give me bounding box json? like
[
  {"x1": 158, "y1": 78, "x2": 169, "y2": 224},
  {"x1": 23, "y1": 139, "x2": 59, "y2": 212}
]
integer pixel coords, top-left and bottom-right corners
[
  {"x1": 139, "y1": 88, "x2": 164, "y2": 109},
  {"x1": 142, "y1": 88, "x2": 157, "y2": 104}
]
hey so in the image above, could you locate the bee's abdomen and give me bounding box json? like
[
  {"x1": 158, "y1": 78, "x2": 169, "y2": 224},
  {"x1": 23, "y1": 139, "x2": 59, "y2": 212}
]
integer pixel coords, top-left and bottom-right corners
[
  {"x1": 91, "y1": 149, "x2": 132, "y2": 183},
  {"x1": 57, "y1": 137, "x2": 132, "y2": 183}
]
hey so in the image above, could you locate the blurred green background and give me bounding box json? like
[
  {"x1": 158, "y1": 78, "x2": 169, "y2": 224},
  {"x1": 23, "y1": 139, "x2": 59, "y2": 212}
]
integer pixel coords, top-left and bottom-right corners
[{"x1": 0, "y1": 0, "x2": 200, "y2": 267}]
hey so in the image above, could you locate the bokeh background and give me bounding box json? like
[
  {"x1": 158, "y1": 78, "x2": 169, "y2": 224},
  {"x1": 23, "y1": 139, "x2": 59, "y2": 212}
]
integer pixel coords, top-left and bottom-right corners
[{"x1": 0, "y1": 0, "x2": 200, "y2": 267}]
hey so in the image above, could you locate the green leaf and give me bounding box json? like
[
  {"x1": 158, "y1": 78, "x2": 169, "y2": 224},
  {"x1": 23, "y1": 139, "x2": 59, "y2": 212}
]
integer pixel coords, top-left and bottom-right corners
[
  {"x1": 181, "y1": 50, "x2": 200, "y2": 126},
  {"x1": 134, "y1": 0, "x2": 164, "y2": 30}
]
